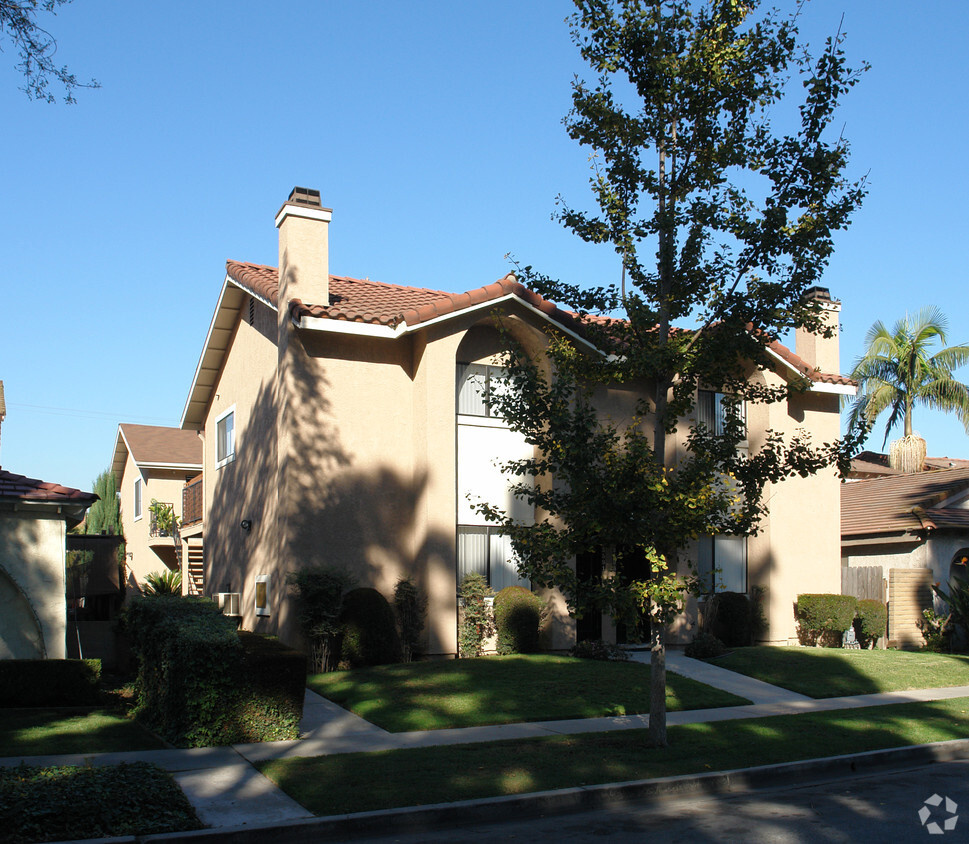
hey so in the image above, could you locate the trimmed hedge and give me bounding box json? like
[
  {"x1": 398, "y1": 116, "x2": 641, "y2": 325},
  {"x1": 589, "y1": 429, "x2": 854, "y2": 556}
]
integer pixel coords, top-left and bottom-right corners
[
  {"x1": 494, "y1": 586, "x2": 543, "y2": 655},
  {"x1": 854, "y1": 599, "x2": 888, "y2": 648},
  {"x1": 122, "y1": 596, "x2": 306, "y2": 746},
  {"x1": 0, "y1": 659, "x2": 101, "y2": 707},
  {"x1": 796, "y1": 594, "x2": 857, "y2": 646},
  {"x1": 339, "y1": 588, "x2": 402, "y2": 668},
  {"x1": 685, "y1": 632, "x2": 726, "y2": 659}
]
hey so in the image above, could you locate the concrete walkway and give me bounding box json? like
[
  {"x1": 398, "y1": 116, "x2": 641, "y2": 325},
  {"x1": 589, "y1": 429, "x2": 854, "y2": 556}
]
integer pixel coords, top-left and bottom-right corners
[{"x1": 5, "y1": 655, "x2": 969, "y2": 836}]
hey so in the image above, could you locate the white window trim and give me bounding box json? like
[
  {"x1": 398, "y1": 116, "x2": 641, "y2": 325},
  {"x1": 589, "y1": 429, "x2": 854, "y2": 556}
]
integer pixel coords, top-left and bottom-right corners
[
  {"x1": 133, "y1": 477, "x2": 143, "y2": 522},
  {"x1": 254, "y1": 574, "x2": 270, "y2": 617},
  {"x1": 215, "y1": 405, "x2": 236, "y2": 469}
]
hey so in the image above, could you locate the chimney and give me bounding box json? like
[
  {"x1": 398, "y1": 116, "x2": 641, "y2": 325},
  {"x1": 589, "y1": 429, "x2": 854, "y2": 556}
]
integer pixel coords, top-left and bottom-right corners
[
  {"x1": 275, "y1": 187, "x2": 332, "y2": 310},
  {"x1": 795, "y1": 287, "x2": 841, "y2": 374}
]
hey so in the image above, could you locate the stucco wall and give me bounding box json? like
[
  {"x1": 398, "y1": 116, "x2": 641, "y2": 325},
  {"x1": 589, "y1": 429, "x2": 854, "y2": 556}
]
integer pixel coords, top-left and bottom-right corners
[
  {"x1": 202, "y1": 296, "x2": 280, "y2": 635},
  {"x1": 0, "y1": 510, "x2": 67, "y2": 659},
  {"x1": 118, "y1": 456, "x2": 194, "y2": 591}
]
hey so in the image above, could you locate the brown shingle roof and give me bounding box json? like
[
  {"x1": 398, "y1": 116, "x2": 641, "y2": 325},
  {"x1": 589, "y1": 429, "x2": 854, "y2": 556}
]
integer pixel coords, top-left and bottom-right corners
[
  {"x1": 0, "y1": 467, "x2": 97, "y2": 504},
  {"x1": 119, "y1": 424, "x2": 203, "y2": 467},
  {"x1": 225, "y1": 261, "x2": 848, "y2": 384},
  {"x1": 842, "y1": 467, "x2": 969, "y2": 538},
  {"x1": 849, "y1": 450, "x2": 969, "y2": 479}
]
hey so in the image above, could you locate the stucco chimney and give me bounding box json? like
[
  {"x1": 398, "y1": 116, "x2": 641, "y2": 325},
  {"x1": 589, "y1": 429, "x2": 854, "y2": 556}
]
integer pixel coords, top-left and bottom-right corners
[
  {"x1": 795, "y1": 287, "x2": 841, "y2": 374},
  {"x1": 275, "y1": 187, "x2": 332, "y2": 309}
]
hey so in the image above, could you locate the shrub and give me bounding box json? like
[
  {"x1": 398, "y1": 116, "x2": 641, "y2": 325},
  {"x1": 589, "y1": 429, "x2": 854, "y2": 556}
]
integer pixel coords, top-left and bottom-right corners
[
  {"x1": 286, "y1": 566, "x2": 353, "y2": 672},
  {"x1": 458, "y1": 573, "x2": 494, "y2": 658},
  {"x1": 339, "y1": 588, "x2": 402, "y2": 668},
  {"x1": 920, "y1": 608, "x2": 951, "y2": 652},
  {"x1": 121, "y1": 596, "x2": 304, "y2": 746},
  {"x1": 685, "y1": 632, "x2": 726, "y2": 659},
  {"x1": 393, "y1": 577, "x2": 427, "y2": 662},
  {"x1": 795, "y1": 594, "x2": 857, "y2": 646},
  {"x1": 854, "y1": 599, "x2": 888, "y2": 648},
  {"x1": 493, "y1": 586, "x2": 543, "y2": 654},
  {"x1": 0, "y1": 659, "x2": 101, "y2": 707},
  {"x1": 707, "y1": 592, "x2": 751, "y2": 647},
  {"x1": 569, "y1": 639, "x2": 629, "y2": 661},
  {"x1": 142, "y1": 569, "x2": 181, "y2": 595}
]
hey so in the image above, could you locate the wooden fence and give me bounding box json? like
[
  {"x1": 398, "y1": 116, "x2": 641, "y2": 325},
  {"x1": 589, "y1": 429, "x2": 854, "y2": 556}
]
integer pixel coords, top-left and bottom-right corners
[{"x1": 842, "y1": 565, "x2": 885, "y2": 603}]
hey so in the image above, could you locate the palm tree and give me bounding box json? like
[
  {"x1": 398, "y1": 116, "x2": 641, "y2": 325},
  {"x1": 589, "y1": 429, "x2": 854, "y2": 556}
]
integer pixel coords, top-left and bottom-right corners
[{"x1": 848, "y1": 307, "x2": 969, "y2": 472}]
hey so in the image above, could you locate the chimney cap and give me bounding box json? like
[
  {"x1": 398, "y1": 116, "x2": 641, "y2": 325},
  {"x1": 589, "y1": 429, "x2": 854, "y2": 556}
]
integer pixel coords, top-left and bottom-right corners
[
  {"x1": 803, "y1": 286, "x2": 835, "y2": 303},
  {"x1": 275, "y1": 186, "x2": 332, "y2": 228},
  {"x1": 287, "y1": 186, "x2": 323, "y2": 209}
]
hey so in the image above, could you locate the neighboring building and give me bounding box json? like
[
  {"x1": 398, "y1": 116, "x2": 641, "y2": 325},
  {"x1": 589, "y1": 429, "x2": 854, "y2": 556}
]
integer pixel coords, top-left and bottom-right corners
[
  {"x1": 0, "y1": 468, "x2": 97, "y2": 658},
  {"x1": 110, "y1": 423, "x2": 202, "y2": 592},
  {"x1": 168, "y1": 187, "x2": 854, "y2": 654},
  {"x1": 848, "y1": 450, "x2": 969, "y2": 480},
  {"x1": 841, "y1": 467, "x2": 969, "y2": 646}
]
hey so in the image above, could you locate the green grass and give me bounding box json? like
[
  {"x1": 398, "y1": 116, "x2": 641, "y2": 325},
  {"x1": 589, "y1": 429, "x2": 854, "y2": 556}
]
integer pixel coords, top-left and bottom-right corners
[
  {"x1": 259, "y1": 697, "x2": 969, "y2": 816},
  {"x1": 710, "y1": 647, "x2": 969, "y2": 698},
  {"x1": 308, "y1": 654, "x2": 749, "y2": 731},
  {"x1": 0, "y1": 708, "x2": 167, "y2": 757},
  {"x1": 0, "y1": 762, "x2": 203, "y2": 843}
]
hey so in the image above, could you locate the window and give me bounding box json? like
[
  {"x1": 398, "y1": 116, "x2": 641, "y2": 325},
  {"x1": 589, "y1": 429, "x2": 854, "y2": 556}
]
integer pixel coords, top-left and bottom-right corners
[
  {"x1": 215, "y1": 407, "x2": 235, "y2": 467},
  {"x1": 697, "y1": 535, "x2": 747, "y2": 594},
  {"x1": 456, "y1": 363, "x2": 510, "y2": 419},
  {"x1": 133, "y1": 477, "x2": 143, "y2": 521},
  {"x1": 697, "y1": 390, "x2": 746, "y2": 440},
  {"x1": 457, "y1": 525, "x2": 529, "y2": 592},
  {"x1": 254, "y1": 574, "x2": 270, "y2": 617}
]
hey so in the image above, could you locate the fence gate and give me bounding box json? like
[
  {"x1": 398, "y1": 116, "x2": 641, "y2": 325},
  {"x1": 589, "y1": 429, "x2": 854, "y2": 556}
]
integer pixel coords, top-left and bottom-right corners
[{"x1": 842, "y1": 565, "x2": 885, "y2": 603}]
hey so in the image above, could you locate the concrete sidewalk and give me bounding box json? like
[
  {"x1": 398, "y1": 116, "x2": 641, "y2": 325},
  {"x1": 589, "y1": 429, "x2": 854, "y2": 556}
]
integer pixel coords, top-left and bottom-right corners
[{"x1": 5, "y1": 655, "x2": 969, "y2": 837}]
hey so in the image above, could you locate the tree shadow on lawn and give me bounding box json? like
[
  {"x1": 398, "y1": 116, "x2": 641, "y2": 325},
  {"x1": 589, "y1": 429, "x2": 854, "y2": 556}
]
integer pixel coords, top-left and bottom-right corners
[
  {"x1": 0, "y1": 708, "x2": 166, "y2": 758},
  {"x1": 710, "y1": 647, "x2": 969, "y2": 698},
  {"x1": 308, "y1": 655, "x2": 749, "y2": 732},
  {"x1": 261, "y1": 697, "x2": 969, "y2": 818}
]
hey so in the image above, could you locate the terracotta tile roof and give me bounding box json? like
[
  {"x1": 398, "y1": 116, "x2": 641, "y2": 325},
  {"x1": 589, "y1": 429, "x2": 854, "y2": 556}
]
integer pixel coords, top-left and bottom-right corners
[
  {"x1": 225, "y1": 261, "x2": 848, "y2": 384},
  {"x1": 226, "y1": 261, "x2": 580, "y2": 333},
  {"x1": 0, "y1": 467, "x2": 97, "y2": 504},
  {"x1": 842, "y1": 467, "x2": 969, "y2": 538},
  {"x1": 119, "y1": 424, "x2": 203, "y2": 467},
  {"x1": 766, "y1": 339, "x2": 855, "y2": 387}
]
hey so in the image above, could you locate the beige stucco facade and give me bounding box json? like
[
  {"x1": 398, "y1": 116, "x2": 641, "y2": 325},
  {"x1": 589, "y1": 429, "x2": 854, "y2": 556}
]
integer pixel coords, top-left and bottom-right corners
[
  {"x1": 0, "y1": 511, "x2": 68, "y2": 659},
  {"x1": 179, "y1": 190, "x2": 852, "y2": 656}
]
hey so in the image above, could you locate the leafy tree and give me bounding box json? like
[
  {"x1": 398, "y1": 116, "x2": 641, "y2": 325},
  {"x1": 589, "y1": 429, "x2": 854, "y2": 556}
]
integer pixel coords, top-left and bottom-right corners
[
  {"x1": 1, "y1": 0, "x2": 98, "y2": 102},
  {"x1": 84, "y1": 469, "x2": 121, "y2": 536},
  {"x1": 479, "y1": 0, "x2": 866, "y2": 746},
  {"x1": 847, "y1": 307, "x2": 969, "y2": 471}
]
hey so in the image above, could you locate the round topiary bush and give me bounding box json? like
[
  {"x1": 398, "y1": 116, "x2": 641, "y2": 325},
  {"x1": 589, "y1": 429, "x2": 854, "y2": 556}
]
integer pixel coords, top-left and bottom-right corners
[
  {"x1": 684, "y1": 631, "x2": 726, "y2": 659},
  {"x1": 493, "y1": 585, "x2": 543, "y2": 655},
  {"x1": 338, "y1": 588, "x2": 402, "y2": 668}
]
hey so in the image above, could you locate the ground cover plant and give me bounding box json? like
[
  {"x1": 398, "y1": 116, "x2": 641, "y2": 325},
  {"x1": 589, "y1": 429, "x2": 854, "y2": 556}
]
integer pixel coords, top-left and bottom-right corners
[
  {"x1": 0, "y1": 708, "x2": 165, "y2": 757},
  {"x1": 308, "y1": 654, "x2": 748, "y2": 731},
  {"x1": 259, "y1": 697, "x2": 969, "y2": 816},
  {"x1": 711, "y1": 647, "x2": 969, "y2": 698},
  {"x1": 0, "y1": 762, "x2": 202, "y2": 843}
]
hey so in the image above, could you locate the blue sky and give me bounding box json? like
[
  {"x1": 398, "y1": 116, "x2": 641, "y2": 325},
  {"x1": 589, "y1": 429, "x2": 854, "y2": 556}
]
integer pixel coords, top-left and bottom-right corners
[{"x1": 2, "y1": 0, "x2": 967, "y2": 492}]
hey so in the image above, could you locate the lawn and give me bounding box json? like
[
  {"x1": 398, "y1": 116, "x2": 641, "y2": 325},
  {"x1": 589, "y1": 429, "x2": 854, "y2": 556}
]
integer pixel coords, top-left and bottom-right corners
[
  {"x1": 308, "y1": 654, "x2": 749, "y2": 731},
  {"x1": 0, "y1": 708, "x2": 166, "y2": 757},
  {"x1": 259, "y1": 696, "x2": 969, "y2": 816},
  {"x1": 0, "y1": 762, "x2": 203, "y2": 843},
  {"x1": 709, "y1": 647, "x2": 969, "y2": 698}
]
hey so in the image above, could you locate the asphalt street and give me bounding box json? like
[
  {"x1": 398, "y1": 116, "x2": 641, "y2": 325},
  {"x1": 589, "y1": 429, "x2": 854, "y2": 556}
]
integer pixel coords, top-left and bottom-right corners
[{"x1": 341, "y1": 758, "x2": 969, "y2": 843}]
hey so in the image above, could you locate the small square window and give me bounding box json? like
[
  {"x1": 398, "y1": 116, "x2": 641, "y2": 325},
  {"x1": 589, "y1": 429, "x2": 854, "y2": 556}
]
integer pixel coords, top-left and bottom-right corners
[
  {"x1": 215, "y1": 407, "x2": 236, "y2": 468},
  {"x1": 254, "y1": 574, "x2": 270, "y2": 617}
]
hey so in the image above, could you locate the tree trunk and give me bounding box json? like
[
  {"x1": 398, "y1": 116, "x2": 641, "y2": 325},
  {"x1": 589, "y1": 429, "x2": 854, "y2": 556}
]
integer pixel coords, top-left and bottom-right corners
[{"x1": 649, "y1": 620, "x2": 667, "y2": 746}]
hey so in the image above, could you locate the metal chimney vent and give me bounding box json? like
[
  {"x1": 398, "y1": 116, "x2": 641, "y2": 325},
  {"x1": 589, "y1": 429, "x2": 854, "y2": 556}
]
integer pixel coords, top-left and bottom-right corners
[{"x1": 287, "y1": 186, "x2": 322, "y2": 208}]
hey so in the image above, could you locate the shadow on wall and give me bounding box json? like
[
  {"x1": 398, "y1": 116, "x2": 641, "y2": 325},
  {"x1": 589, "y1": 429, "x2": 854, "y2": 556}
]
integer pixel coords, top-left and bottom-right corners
[
  {"x1": 0, "y1": 518, "x2": 55, "y2": 658},
  {"x1": 207, "y1": 345, "x2": 454, "y2": 654}
]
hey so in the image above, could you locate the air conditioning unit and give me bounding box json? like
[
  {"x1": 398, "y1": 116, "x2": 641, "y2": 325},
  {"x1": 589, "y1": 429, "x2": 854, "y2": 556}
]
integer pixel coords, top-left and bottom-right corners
[{"x1": 217, "y1": 592, "x2": 241, "y2": 617}]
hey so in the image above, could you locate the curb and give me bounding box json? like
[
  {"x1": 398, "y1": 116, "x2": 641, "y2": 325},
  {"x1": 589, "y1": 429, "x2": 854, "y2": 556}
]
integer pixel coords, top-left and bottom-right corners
[{"x1": 128, "y1": 738, "x2": 969, "y2": 843}]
